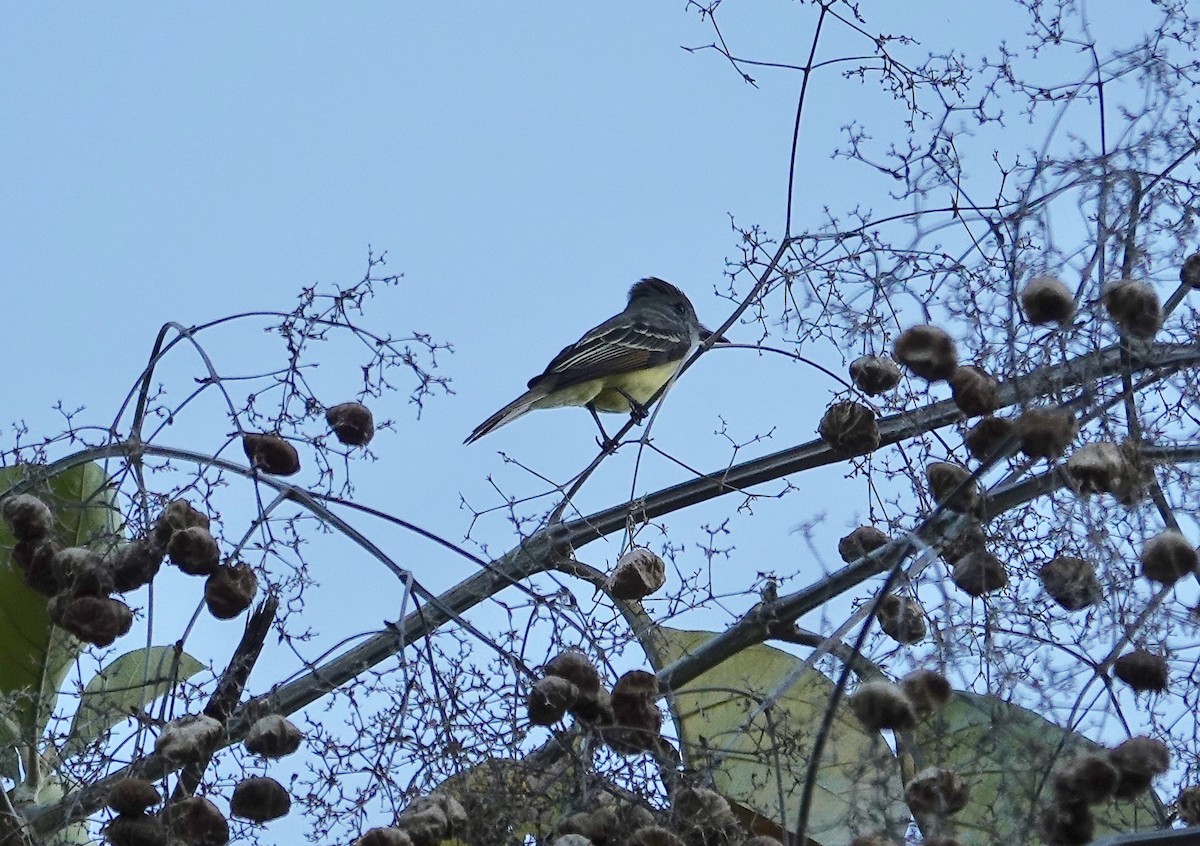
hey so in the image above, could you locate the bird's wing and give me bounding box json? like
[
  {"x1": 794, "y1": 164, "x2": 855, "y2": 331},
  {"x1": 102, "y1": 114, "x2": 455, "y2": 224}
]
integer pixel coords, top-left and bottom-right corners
[{"x1": 527, "y1": 314, "x2": 692, "y2": 392}]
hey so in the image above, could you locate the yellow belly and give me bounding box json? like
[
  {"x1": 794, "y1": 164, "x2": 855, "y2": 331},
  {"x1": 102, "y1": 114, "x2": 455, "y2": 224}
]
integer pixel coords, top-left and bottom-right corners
[{"x1": 531, "y1": 361, "x2": 682, "y2": 413}]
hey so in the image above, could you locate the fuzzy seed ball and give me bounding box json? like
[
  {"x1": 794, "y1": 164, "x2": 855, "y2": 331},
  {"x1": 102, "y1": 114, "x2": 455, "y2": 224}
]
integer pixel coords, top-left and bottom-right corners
[
  {"x1": 951, "y1": 550, "x2": 1008, "y2": 597},
  {"x1": 1109, "y1": 736, "x2": 1170, "y2": 798},
  {"x1": 849, "y1": 355, "x2": 902, "y2": 395},
  {"x1": 848, "y1": 680, "x2": 916, "y2": 731},
  {"x1": 925, "y1": 462, "x2": 980, "y2": 513},
  {"x1": 1103, "y1": 279, "x2": 1162, "y2": 340},
  {"x1": 904, "y1": 767, "x2": 970, "y2": 816},
  {"x1": 154, "y1": 715, "x2": 223, "y2": 763},
  {"x1": 1052, "y1": 754, "x2": 1118, "y2": 805},
  {"x1": 230, "y1": 776, "x2": 291, "y2": 823},
  {"x1": 544, "y1": 650, "x2": 602, "y2": 694},
  {"x1": 818, "y1": 400, "x2": 881, "y2": 456},
  {"x1": 242, "y1": 434, "x2": 301, "y2": 476},
  {"x1": 894, "y1": 325, "x2": 958, "y2": 381},
  {"x1": 1038, "y1": 801, "x2": 1095, "y2": 846},
  {"x1": 244, "y1": 714, "x2": 303, "y2": 758},
  {"x1": 569, "y1": 689, "x2": 614, "y2": 725},
  {"x1": 168, "y1": 527, "x2": 220, "y2": 576},
  {"x1": 1020, "y1": 275, "x2": 1076, "y2": 325},
  {"x1": 59, "y1": 596, "x2": 133, "y2": 647},
  {"x1": 606, "y1": 670, "x2": 663, "y2": 754},
  {"x1": 162, "y1": 796, "x2": 228, "y2": 846},
  {"x1": 838, "y1": 526, "x2": 890, "y2": 564},
  {"x1": 948, "y1": 365, "x2": 1000, "y2": 418},
  {"x1": 1113, "y1": 649, "x2": 1168, "y2": 693},
  {"x1": 1038, "y1": 557, "x2": 1102, "y2": 611},
  {"x1": 106, "y1": 779, "x2": 162, "y2": 815},
  {"x1": 103, "y1": 812, "x2": 168, "y2": 846},
  {"x1": 204, "y1": 562, "x2": 258, "y2": 619},
  {"x1": 1177, "y1": 784, "x2": 1200, "y2": 825},
  {"x1": 151, "y1": 500, "x2": 210, "y2": 552},
  {"x1": 964, "y1": 416, "x2": 1014, "y2": 461},
  {"x1": 12, "y1": 538, "x2": 59, "y2": 596},
  {"x1": 876, "y1": 594, "x2": 926, "y2": 645},
  {"x1": 1, "y1": 494, "x2": 54, "y2": 542},
  {"x1": 326, "y1": 402, "x2": 376, "y2": 446},
  {"x1": 900, "y1": 669, "x2": 952, "y2": 719},
  {"x1": 110, "y1": 540, "x2": 165, "y2": 593},
  {"x1": 51, "y1": 546, "x2": 112, "y2": 598},
  {"x1": 1015, "y1": 407, "x2": 1078, "y2": 460},
  {"x1": 607, "y1": 548, "x2": 667, "y2": 600},
  {"x1": 527, "y1": 676, "x2": 579, "y2": 726},
  {"x1": 1140, "y1": 530, "x2": 1197, "y2": 586},
  {"x1": 1181, "y1": 253, "x2": 1200, "y2": 288}
]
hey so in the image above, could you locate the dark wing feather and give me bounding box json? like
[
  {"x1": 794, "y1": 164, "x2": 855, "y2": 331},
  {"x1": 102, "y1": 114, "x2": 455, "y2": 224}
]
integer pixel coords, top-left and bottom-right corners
[{"x1": 527, "y1": 315, "x2": 691, "y2": 392}]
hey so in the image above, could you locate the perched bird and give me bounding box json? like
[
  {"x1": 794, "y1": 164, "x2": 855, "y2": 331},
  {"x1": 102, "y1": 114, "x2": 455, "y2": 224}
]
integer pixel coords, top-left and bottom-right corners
[{"x1": 465, "y1": 277, "x2": 725, "y2": 444}]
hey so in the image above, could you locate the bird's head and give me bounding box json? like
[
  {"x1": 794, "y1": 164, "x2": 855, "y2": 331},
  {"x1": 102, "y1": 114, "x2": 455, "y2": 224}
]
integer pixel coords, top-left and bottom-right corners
[{"x1": 628, "y1": 277, "x2": 731, "y2": 344}]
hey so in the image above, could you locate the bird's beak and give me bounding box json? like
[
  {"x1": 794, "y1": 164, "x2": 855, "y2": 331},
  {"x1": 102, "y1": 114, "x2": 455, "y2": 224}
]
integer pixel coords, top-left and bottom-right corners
[{"x1": 699, "y1": 325, "x2": 732, "y2": 345}]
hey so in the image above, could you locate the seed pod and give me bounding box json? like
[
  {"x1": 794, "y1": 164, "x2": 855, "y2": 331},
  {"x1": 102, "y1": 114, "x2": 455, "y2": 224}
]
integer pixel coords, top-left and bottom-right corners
[
  {"x1": 544, "y1": 650, "x2": 601, "y2": 694},
  {"x1": 242, "y1": 433, "x2": 301, "y2": 476},
  {"x1": 876, "y1": 594, "x2": 926, "y2": 644},
  {"x1": 104, "y1": 812, "x2": 168, "y2": 846},
  {"x1": 12, "y1": 538, "x2": 59, "y2": 596},
  {"x1": 1113, "y1": 649, "x2": 1168, "y2": 693},
  {"x1": 1066, "y1": 442, "x2": 1134, "y2": 498},
  {"x1": 52, "y1": 546, "x2": 113, "y2": 598},
  {"x1": 1038, "y1": 802, "x2": 1095, "y2": 846},
  {"x1": 1015, "y1": 407, "x2": 1078, "y2": 459},
  {"x1": 356, "y1": 829, "x2": 414, "y2": 846},
  {"x1": 1140, "y1": 530, "x2": 1197, "y2": 585},
  {"x1": 1020, "y1": 275, "x2": 1076, "y2": 325},
  {"x1": 894, "y1": 325, "x2": 958, "y2": 381},
  {"x1": 607, "y1": 548, "x2": 667, "y2": 600},
  {"x1": 1039, "y1": 556, "x2": 1102, "y2": 611},
  {"x1": 952, "y1": 550, "x2": 1007, "y2": 596},
  {"x1": 107, "y1": 779, "x2": 162, "y2": 815},
  {"x1": 230, "y1": 776, "x2": 290, "y2": 823},
  {"x1": 948, "y1": 365, "x2": 1000, "y2": 417},
  {"x1": 818, "y1": 400, "x2": 880, "y2": 456},
  {"x1": 326, "y1": 401, "x2": 376, "y2": 446},
  {"x1": 527, "y1": 676, "x2": 578, "y2": 726},
  {"x1": 152, "y1": 500, "x2": 210, "y2": 552},
  {"x1": 59, "y1": 596, "x2": 133, "y2": 646},
  {"x1": 838, "y1": 526, "x2": 890, "y2": 564},
  {"x1": 110, "y1": 540, "x2": 165, "y2": 593},
  {"x1": 629, "y1": 827, "x2": 685, "y2": 846},
  {"x1": 205, "y1": 562, "x2": 258, "y2": 619},
  {"x1": 168, "y1": 527, "x2": 220, "y2": 576},
  {"x1": 904, "y1": 767, "x2": 970, "y2": 816},
  {"x1": 1181, "y1": 253, "x2": 1200, "y2": 288},
  {"x1": 569, "y1": 688, "x2": 614, "y2": 725},
  {"x1": 848, "y1": 680, "x2": 916, "y2": 731},
  {"x1": 849, "y1": 355, "x2": 902, "y2": 395},
  {"x1": 162, "y1": 796, "x2": 229, "y2": 846},
  {"x1": 244, "y1": 714, "x2": 303, "y2": 758},
  {"x1": 1052, "y1": 753, "x2": 1119, "y2": 805},
  {"x1": 1103, "y1": 279, "x2": 1162, "y2": 340},
  {"x1": 925, "y1": 462, "x2": 979, "y2": 513},
  {"x1": 606, "y1": 670, "x2": 662, "y2": 754},
  {"x1": 1109, "y1": 736, "x2": 1170, "y2": 798},
  {"x1": 154, "y1": 715, "x2": 223, "y2": 763},
  {"x1": 940, "y1": 520, "x2": 987, "y2": 566},
  {"x1": 1, "y1": 494, "x2": 54, "y2": 542},
  {"x1": 900, "y1": 669, "x2": 952, "y2": 719},
  {"x1": 671, "y1": 787, "x2": 739, "y2": 845},
  {"x1": 1177, "y1": 785, "x2": 1200, "y2": 826},
  {"x1": 964, "y1": 416, "x2": 1013, "y2": 461}
]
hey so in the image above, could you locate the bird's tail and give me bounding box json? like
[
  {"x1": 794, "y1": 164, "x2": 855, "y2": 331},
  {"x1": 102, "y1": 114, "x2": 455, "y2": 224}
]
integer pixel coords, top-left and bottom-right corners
[{"x1": 464, "y1": 388, "x2": 546, "y2": 444}]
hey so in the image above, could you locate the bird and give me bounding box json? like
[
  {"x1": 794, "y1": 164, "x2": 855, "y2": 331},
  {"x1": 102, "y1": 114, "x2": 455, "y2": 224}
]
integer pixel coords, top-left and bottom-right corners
[{"x1": 465, "y1": 277, "x2": 726, "y2": 444}]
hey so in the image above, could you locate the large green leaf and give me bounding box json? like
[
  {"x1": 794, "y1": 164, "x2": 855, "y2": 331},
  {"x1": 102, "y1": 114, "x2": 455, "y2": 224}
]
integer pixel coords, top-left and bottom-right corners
[
  {"x1": 653, "y1": 628, "x2": 908, "y2": 846},
  {"x1": 903, "y1": 691, "x2": 1166, "y2": 844},
  {"x1": 66, "y1": 645, "x2": 204, "y2": 755},
  {"x1": 0, "y1": 463, "x2": 121, "y2": 762}
]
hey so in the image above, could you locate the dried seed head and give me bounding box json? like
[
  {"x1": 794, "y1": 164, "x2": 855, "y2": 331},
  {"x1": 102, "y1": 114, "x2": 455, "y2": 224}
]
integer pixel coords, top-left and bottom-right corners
[
  {"x1": 894, "y1": 325, "x2": 958, "y2": 381},
  {"x1": 671, "y1": 787, "x2": 738, "y2": 843},
  {"x1": 1038, "y1": 802, "x2": 1095, "y2": 846},
  {"x1": 1182, "y1": 253, "x2": 1200, "y2": 288},
  {"x1": 940, "y1": 521, "x2": 987, "y2": 566},
  {"x1": 964, "y1": 416, "x2": 1013, "y2": 462},
  {"x1": 162, "y1": 796, "x2": 229, "y2": 846},
  {"x1": 1140, "y1": 530, "x2": 1197, "y2": 586},
  {"x1": 629, "y1": 827, "x2": 685, "y2": 846},
  {"x1": 952, "y1": 550, "x2": 1008, "y2": 597},
  {"x1": 876, "y1": 594, "x2": 926, "y2": 644},
  {"x1": 848, "y1": 680, "x2": 916, "y2": 731},
  {"x1": 59, "y1": 596, "x2": 133, "y2": 646},
  {"x1": 168, "y1": 527, "x2": 220, "y2": 576},
  {"x1": 900, "y1": 669, "x2": 952, "y2": 719},
  {"x1": 204, "y1": 562, "x2": 258, "y2": 619},
  {"x1": 107, "y1": 779, "x2": 162, "y2": 815},
  {"x1": 569, "y1": 688, "x2": 614, "y2": 725},
  {"x1": 606, "y1": 670, "x2": 663, "y2": 754},
  {"x1": 838, "y1": 526, "x2": 890, "y2": 564},
  {"x1": 1015, "y1": 407, "x2": 1078, "y2": 460},
  {"x1": 110, "y1": 540, "x2": 165, "y2": 593},
  {"x1": 1103, "y1": 279, "x2": 1162, "y2": 340},
  {"x1": 151, "y1": 500, "x2": 210, "y2": 552},
  {"x1": 925, "y1": 462, "x2": 980, "y2": 513},
  {"x1": 544, "y1": 650, "x2": 601, "y2": 694},
  {"x1": 1052, "y1": 753, "x2": 1119, "y2": 805},
  {"x1": 230, "y1": 776, "x2": 291, "y2": 823},
  {"x1": 1113, "y1": 649, "x2": 1168, "y2": 693},
  {"x1": 1109, "y1": 736, "x2": 1170, "y2": 798},
  {"x1": 154, "y1": 715, "x2": 223, "y2": 763},
  {"x1": 103, "y1": 812, "x2": 168, "y2": 846},
  {"x1": 849, "y1": 355, "x2": 902, "y2": 395},
  {"x1": 1, "y1": 494, "x2": 54, "y2": 542},
  {"x1": 527, "y1": 676, "x2": 579, "y2": 726},
  {"x1": 607, "y1": 548, "x2": 667, "y2": 600},
  {"x1": 1038, "y1": 557, "x2": 1102, "y2": 611},
  {"x1": 1066, "y1": 441, "x2": 1143, "y2": 503},
  {"x1": 1177, "y1": 785, "x2": 1200, "y2": 826},
  {"x1": 818, "y1": 400, "x2": 881, "y2": 456},
  {"x1": 904, "y1": 767, "x2": 970, "y2": 816},
  {"x1": 12, "y1": 538, "x2": 59, "y2": 596},
  {"x1": 326, "y1": 401, "x2": 376, "y2": 446},
  {"x1": 242, "y1": 433, "x2": 301, "y2": 476},
  {"x1": 355, "y1": 829, "x2": 414, "y2": 846},
  {"x1": 948, "y1": 365, "x2": 1000, "y2": 418},
  {"x1": 1021, "y1": 275, "x2": 1076, "y2": 325},
  {"x1": 244, "y1": 714, "x2": 303, "y2": 758},
  {"x1": 51, "y1": 546, "x2": 113, "y2": 598}
]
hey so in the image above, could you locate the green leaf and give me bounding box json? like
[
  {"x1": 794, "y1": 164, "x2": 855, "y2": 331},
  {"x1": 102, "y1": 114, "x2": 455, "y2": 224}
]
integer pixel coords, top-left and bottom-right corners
[
  {"x1": 653, "y1": 628, "x2": 908, "y2": 846},
  {"x1": 904, "y1": 691, "x2": 1167, "y2": 844},
  {"x1": 0, "y1": 463, "x2": 121, "y2": 757},
  {"x1": 66, "y1": 645, "x2": 205, "y2": 755}
]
